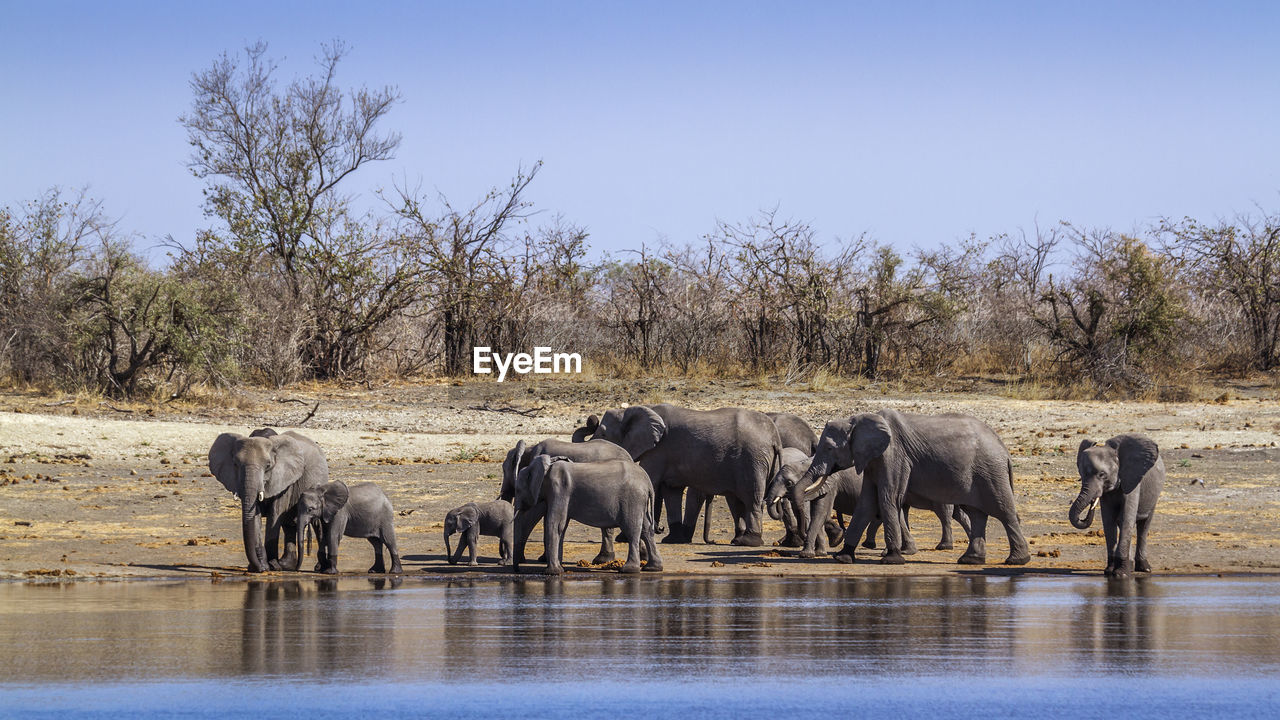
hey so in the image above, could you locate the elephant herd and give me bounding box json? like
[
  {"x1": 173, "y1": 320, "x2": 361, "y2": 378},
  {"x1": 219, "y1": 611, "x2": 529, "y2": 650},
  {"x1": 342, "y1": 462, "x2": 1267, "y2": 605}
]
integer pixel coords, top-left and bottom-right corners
[{"x1": 208, "y1": 404, "x2": 1166, "y2": 579}]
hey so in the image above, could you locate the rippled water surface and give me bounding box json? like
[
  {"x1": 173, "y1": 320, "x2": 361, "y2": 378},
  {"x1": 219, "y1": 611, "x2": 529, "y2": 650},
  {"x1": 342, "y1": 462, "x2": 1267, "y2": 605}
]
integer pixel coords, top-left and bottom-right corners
[{"x1": 1, "y1": 575, "x2": 1278, "y2": 718}]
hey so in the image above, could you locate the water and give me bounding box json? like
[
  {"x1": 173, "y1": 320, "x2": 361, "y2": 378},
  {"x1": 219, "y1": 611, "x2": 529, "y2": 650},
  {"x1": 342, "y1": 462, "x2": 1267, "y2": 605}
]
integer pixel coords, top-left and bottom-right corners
[{"x1": 1, "y1": 575, "x2": 1278, "y2": 718}]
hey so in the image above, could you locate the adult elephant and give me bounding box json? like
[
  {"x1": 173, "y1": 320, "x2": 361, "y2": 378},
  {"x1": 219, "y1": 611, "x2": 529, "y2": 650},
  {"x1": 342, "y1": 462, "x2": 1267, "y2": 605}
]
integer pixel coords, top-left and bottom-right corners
[
  {"x1": 766, "y1": 412, "x2": 817, "y2": 453},
  {"x1": 767, "y1": 448, "x2": 971, "y2": 558},
  {"x1": 208, "y1": 430, "x2": 329, "y2": 572},
  {"x1": 501, "y1": 437, "x2": 630, "y2": 564},
  {"x1": 796, "y1": 409, "x2": 1029, "y2": 566},
  {"x1": 592, "y1": 404, "x2": 782, "y2": 546}
]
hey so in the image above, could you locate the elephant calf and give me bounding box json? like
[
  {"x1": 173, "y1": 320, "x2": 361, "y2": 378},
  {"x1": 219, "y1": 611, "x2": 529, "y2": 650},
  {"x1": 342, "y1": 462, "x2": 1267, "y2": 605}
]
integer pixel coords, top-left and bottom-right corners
[
  {"x1": 296, "y1": 481, "x2": 402, "y2": 574},
  {"x1": 444, "y1": 501, "x2": 515, "y2": 566},
  {"x1": 1070, "y1": 434, "x2": 1164, "y2": 578},
  {"x1": 514, "y1": 455, "x2": 662, "y2": 575}
]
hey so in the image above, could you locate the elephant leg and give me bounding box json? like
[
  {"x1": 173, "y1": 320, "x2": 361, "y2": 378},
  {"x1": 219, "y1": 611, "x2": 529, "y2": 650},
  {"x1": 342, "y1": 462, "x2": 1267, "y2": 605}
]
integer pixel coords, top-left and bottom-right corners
[
  {"x1": 1101, "y1": 501, "x2": 1119, "y2": 576},
  {"x1": 1112, "y1": 499, "x2": 1138, "y2": 578},
  {"x1": 899, "y1": 506, "x2": 918, "y2": 555},
  {"x1": 264, "y1": 505, "x2": 284, "y2": 570},
  {"x1": 1134, "y1": 515, "x2": 1153, "y2": 573},
  {"x1": 996, "y1": 506, "x2": 1031, "y2": 566},
  {"x1": 835, "y1": 491, "x2": 877, "y2": 564},
  {"x1": 642, "y1": 502, "x2": 663, "y2": 572},
  {"x1": 278, "y1": 514, "x2": 301, "y2": 571},
  {"x1": 499, "y1": 521, "x2": 514, "y2": 567},
  {"x1": 682, "y1": 488, "x2": 707, "y2": 544},
  {"x1": 368, "y1": 537, "x2": 386, "y2": 573},
  {"x1": 934, "y1": 504, "x2": 955, "y2": 550},
  {"x1": 593, "y1": 527, "x2": 616, "y2": 565},
  {"x1": 544, "y1": 499, "x2": 568, "y2": 575},
  {"x1": 620, "y1": 516, "x2": 643, "y2": 574},
  {"x1": 382, "y1": 524, "x2": 402, "y2": 573},
  {"x1": 660, "y1": 484, "x2": 690, "y2": 543},
  {"x1": 728, "y1": 495, "x2": 762, "y2": 547},
  {"x1": 778, "y1": 501, "x2": 803, "y2": 548},
  {"x1": 466, "y1": 526, "x2": 479, "y2": 566},
  {"x1": 876, "y1": 486, "x2": 905, "y2": 565},
  {"x1": 958, "y1": 508, "x2": 988, "y2": 564},
  {"x1": 702, "y1": 494, "x2": 715, "y2": 544},
  {"x1": 862, "y1": 518, "x2": 879, "y2": 549},
  {"x1": 952, "y1": 506, "x2": 973, "y2": 541},
  {"x1": 512, "y1": 504, "x2": 544, "y2": 567},
  {"x1": 321, "y1": 528, "x2": 341, "y2": 575},
  {"x1": 801, "y1": 492, "x2": 836, "y2": 558}
]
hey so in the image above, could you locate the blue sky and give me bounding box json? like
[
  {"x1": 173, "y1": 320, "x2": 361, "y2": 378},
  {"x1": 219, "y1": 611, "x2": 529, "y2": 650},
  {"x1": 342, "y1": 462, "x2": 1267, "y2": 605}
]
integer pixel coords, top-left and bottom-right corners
[{"x1": 2, "y1": 1, "x2": 1279, "y2": 259}]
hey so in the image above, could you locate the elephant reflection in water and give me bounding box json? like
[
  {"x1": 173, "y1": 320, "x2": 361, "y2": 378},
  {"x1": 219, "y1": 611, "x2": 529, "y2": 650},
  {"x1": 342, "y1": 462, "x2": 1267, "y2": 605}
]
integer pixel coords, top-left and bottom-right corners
[
  {"x1": 1070, "y1": 580, "x2": 1160, "y2": 663},
  {"x1": 237, "y1": 579, "x2": 394, "y2": 678}
]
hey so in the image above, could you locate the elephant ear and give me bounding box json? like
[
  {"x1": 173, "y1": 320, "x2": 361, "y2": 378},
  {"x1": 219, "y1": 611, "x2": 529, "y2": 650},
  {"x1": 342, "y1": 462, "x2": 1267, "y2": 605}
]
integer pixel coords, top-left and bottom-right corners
[
  {"x1": 1076, "y1": 438, "x2": 1097, "y2": 472},
  {"x1": 265, "y1": 434, "x2": 310, "y2": 498},
  {"x1": 850, "y1": 414, "x2": 892, "y2": 469},
  {"x1": 208, "y1": 433, "x2": 244, "y2": 495},
  {"x1": 320, "y1": 481, "x2": 350, "y2": 523},
  {"x1": 1109, "y1": 434, "x2": 1159, "y2": 492},
  {"x1": 528, "y1": 455, "x2": 556, "y2": 504},
  {"x1": 620, "y1": 406, "x2": 666, "y2": 459},
  {"x1": 458, "y1": 504, "x2": 479, "y2": 533}
]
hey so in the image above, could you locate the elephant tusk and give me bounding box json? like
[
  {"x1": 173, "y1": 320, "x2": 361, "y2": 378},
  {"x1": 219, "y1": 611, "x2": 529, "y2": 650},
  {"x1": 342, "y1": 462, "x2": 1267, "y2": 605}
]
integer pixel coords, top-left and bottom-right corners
[
  {"x1": 802, "y1": 478, "x2": 823, "y2": 494},
  {"x1": 257, "y1": 491, "x2": 264, "y2": 502},
  {"x1": 1087, "y1": 497, "x2": 1099, "y2": 513}
]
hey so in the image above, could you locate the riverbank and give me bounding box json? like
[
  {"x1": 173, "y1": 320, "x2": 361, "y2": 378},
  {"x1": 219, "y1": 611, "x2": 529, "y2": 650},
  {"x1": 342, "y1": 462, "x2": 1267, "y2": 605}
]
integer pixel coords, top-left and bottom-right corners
[{"x1": 1, "y1": 378, "x2": 1277, "y2": 580}]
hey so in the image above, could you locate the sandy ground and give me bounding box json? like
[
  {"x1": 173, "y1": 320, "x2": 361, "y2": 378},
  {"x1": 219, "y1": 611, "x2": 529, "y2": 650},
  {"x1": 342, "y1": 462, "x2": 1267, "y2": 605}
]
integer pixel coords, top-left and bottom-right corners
[{"x1": 1, "y1": 377, "x2": 1278, "y2": 581}]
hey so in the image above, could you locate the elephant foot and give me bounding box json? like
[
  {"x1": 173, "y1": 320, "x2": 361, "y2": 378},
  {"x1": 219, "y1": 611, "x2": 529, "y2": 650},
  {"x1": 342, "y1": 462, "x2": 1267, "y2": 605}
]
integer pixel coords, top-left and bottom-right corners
[
  {"x1": 935, "y1": 542, "x2": 954, "y2": 551},
  {"x1": 777, "y1": 533, "x2": 803, "y2": 548},
  {"x1": 731, "y1": 532, "x2": 764, "y2": 547},
  {"x1": 591, "y1": 552, "x2": 616, "y2": 565},
  {"x1": 389, "y1": 563, "x2": 403, "y2": 574},
  {"x1": 544, "y1": 564, "x2": 564, "y2": 576},
  {"x1": 267, "y1": 560, "x2": 283, "y2": 571},
  {"x1": 369, "y1": 563, "x2": 386, "y2": 573},
  {"x1": 499, "y1": 557, "x2": 513, "y2": 566},
  {"x1": 861, "y1": 540, "x2": 877, "y2": 550},
  {"x1": 661, "y1": 525, "x2": 693, "y2": 544},
  {"x1": 1135, "y1": 557, "x2": 1151, "y2": 573},
  {"x1": 314, "y1": 562, "x2": 324, "y2": 572},
  {"x1": 468, "y1": 560, "x2": 479, "y2": 567},
  {"x1": 832, "y1": 551, "x2": 855, "y2": 564},
  {"x1": 1004, "y1": 551, "x2": 1031, "y2": 566},
  {"x1": 902, "y1": 544, "x2": 918, "y2": 556},
  {"x1": 321, "y1": 567, "x2": 338, "y2": 575},
  {"x1": 798, "y1": 549, "x2": 817, "y2": 559},
  {"x1": 620, "y1": 563, "x2": 642, "y2": 574},
  {"x1": 957, "y1": 553, "x2": 986, "y2": 565},
  {"x1": 880, "y1": 552, "x2": 906, "y2": 565},
  {"x1": 642, "y1": 561, "x2": 663, "y2": 572},
  {"x1": 447, "y1": 558, "x2": 458, "y2": 566}
]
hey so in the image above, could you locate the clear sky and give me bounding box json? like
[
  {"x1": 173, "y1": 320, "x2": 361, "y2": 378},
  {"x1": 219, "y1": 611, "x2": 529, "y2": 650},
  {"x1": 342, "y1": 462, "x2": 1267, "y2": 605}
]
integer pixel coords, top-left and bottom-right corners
[{"x1": 3, "y1": 1, "x2": 1279, "y2": 259}]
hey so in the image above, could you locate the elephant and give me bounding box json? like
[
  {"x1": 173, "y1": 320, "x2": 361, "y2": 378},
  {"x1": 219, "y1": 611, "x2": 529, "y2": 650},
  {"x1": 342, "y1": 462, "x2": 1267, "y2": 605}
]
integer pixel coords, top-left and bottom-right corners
[
  {"x1": 1069, "y1": 434, "x2": 1164, "y2": 577},
  {"x1": 209, "y1": 430, "x2": 329, "y2": 572},
  {"x1": 796, "y1": 409, "x2": 1029, "y2": 566},
  {"x1": 571, "y1": 415, "x2": 600, "y2": 443},
  {"x1": 513, "y1": 455, "x2": 661, "y2": 574},
  {"x1": 295, "y1": 481, "x2": 402, "y2": 574},
  {"x1": 766, "y1": 412, "x2": 817, "y2": 453},
  {"x1": 591, "y1": 404, "x2": 782, "y2": 546},
  {"x1": 502, "y1": 437, "x2": 631, "y2": 565},
  {"x1": 767, "y1": 448, "x2": 972, "y2": 558},
  {"x1": 444, "y1": 500, "x2": 514, "y2": 566}
]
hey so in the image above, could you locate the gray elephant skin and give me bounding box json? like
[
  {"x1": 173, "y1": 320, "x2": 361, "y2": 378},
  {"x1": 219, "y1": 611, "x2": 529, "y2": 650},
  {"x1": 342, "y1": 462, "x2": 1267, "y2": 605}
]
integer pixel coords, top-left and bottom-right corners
[
  {"x1": 592, "y1": 404, "x2": 782, "y2": 546},
  {"x1": 1069, "y1": 434, "x2": 1164, "y2": 577},
  {"x1": 797, "y1": 409, "x2": 1029, "y2": 566},
  {"x1": 767, "y1": 447, "x2": 972, "y2": 558},
  {"x1": 502, "y1": 437, "x2": 630, "y2": 564},
  {"x1": 513, "y1": 455, "x2": 662, "y2": 574},
  {"x1": 444, "y1": 500, "x2": 514, "y2": 566},
  {"x1": 209, "y1": 430, "x2": 329, "y2": 572},
  {"x1": 766, "y1": 412, "x2": 817, "y2": 453},
  {"x1": 296, "y1": 480, "x2": 402, "y2": 574}
]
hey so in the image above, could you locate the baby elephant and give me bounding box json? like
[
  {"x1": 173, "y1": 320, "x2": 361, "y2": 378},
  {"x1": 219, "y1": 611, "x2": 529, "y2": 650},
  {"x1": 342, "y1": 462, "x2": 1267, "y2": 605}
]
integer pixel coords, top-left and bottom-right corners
[
  {"x1": 444, "y1": 501, "x2": 515, "y2": 566},
  {"x1": 296, "y1": 481, "x2": 402, "y2": 574},
  {"x1": 1069, "y1": 434, "x2": 1164, "y2": 578},
  {"x1": 514, "y1": 455, "x2": 662, "y2": 575}
]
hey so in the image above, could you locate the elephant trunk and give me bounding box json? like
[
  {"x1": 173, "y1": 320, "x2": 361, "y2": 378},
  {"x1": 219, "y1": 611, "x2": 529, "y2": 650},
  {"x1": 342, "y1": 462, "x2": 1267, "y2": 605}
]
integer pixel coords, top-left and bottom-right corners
[
  {"x1": 444, "y1": 530, "x2": 455, "y2": 565},
  {"x1": 241, "y1": 468, "x2": 267, "y2": 572},
  {"x1": 798, "y1": 458, "x2": 832, "y2": 497},
  {"x1": 1069, "y1": 484, "x2": 1101, "y2": 530},
  {"x1": 766, "y1": 499, "x2": 782, "y2": 521}
]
